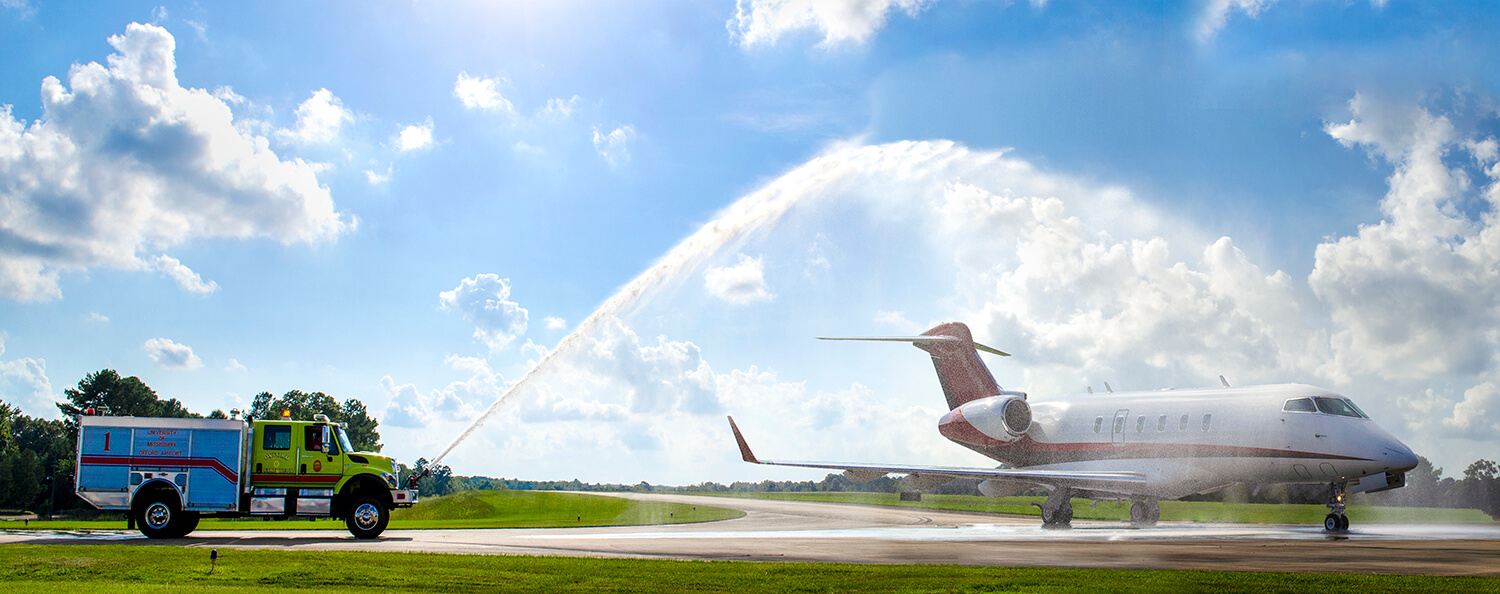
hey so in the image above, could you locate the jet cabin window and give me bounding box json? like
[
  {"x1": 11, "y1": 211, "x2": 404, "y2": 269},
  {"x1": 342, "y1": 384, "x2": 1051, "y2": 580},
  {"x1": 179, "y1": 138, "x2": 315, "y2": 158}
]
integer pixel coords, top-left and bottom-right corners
[
  {"x1": 1283, "y1": 398, "x2": 1317, "y2": 413},
  {"x1": 1136, "y1": 416, "x2": 1145, "y2": 432},
  {"x1": 1314, "y1": 397, "x2": 1368, "y2": 418},
  {"x1": 1093, "y1": 417, "x2": 1103, "y2": 433},
  {"x1": 1179, "y1": 414, "x2": 1189, "y2": 431},
  {"x1": 1157, "y1": 415, "x2": 1167, "y2": 432},
  {"x1": 1202, "y1": 414, "x2": 1212, "y2": 431}
]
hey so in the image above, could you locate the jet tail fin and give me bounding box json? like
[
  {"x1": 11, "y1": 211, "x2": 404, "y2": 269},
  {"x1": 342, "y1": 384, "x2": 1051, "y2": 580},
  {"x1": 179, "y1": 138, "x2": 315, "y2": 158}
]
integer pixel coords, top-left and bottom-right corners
[{"x1": 819, "y1": 322, "x2": 1008, "y2": 410}]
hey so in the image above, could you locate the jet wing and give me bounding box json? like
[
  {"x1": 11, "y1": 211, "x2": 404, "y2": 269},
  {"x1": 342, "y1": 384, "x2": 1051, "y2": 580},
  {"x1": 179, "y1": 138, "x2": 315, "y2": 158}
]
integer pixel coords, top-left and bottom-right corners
[{"x1": 727, "y1": 416, "x2": 1146, "y2": 491}]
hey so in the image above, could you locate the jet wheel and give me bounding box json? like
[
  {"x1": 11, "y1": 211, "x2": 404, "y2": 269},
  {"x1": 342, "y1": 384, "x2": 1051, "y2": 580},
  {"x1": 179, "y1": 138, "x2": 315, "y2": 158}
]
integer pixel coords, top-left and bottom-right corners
[{"x1": 1324, "y1": 513, "x2": 1348, "y2": 532}]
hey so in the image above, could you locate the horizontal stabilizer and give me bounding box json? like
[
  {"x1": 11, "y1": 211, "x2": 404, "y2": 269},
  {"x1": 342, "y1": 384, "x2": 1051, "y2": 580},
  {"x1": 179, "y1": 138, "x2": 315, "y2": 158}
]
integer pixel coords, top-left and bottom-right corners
[{"x1": 817, "y1": 335, "x2": 1010, "y2": 357}]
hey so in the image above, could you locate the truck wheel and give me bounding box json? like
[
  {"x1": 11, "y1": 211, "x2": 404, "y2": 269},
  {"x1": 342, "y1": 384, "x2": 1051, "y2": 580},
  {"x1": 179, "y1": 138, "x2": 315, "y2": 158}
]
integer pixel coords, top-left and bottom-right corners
[
  {"x1": 170, "y1": 510, "x2": 201, "y2": 538},
  {"x1": 137, "y1": 493, "x2": 181, "y2": 539},
  {"x1": 346, "y1": 496, "x2": 389, "y2": 539}
]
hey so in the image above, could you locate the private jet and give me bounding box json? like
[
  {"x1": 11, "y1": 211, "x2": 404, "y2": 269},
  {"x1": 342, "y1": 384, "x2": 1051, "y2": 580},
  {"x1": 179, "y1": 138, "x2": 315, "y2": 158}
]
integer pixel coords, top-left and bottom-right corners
[{"x1": 728, "y1": 322, "x2": 1420, "y2": 531}]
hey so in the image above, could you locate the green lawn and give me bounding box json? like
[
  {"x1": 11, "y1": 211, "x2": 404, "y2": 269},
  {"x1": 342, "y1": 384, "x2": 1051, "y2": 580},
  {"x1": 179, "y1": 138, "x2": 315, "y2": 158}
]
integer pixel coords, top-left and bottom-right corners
[
  {"x1": 0, "y1": 490, "x2": 742, "y2": 532},
  {"x1": 0, "y1": 544, "x2": 1495, "y2": 593},
  {"x1": 692, "y1": 491, "x2": 1497, "y2": 524}
]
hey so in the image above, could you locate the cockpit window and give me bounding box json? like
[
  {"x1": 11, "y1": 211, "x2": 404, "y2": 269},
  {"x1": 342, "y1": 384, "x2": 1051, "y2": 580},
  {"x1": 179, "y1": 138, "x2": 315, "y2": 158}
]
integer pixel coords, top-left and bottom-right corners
[
  {"x1": 1314, "y1": 397, "x2": 1365, "y2": 418},
  {"x1": 1283, "y1": 398, "x2": 1316, "y2": 413}
]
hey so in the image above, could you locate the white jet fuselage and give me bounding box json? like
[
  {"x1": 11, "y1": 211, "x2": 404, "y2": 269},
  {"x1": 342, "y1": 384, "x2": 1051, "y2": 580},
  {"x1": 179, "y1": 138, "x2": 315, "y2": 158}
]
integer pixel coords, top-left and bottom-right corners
[{"x1": 939, "y1": 383, "x2": 1418, "y2": 500}]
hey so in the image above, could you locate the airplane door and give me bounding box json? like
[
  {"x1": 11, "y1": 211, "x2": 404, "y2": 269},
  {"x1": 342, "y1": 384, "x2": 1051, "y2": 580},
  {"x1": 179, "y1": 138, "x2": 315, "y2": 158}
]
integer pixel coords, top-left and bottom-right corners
[{"x1": 1111, "y1": 409, "x2": 1129, "y2": 446}]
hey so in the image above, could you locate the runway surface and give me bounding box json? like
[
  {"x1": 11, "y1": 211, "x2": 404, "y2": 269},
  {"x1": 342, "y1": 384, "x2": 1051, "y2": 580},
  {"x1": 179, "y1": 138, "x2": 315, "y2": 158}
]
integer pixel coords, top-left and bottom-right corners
[{"x1": 5, "y1": 493, "x2": 1499, "y2": 576}]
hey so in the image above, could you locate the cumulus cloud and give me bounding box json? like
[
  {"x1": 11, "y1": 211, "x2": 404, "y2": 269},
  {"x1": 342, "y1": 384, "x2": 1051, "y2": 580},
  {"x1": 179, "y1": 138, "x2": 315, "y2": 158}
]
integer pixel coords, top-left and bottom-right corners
[
  {"x1": 364, "y1": 165, "x2": 392, "y2": 185},
  {"x1": 225, "y1": 358, "x2": 246, "y2": 372},
  {"x1": 439, "y1": 274, "x2": 529, "y2": 352},
  {"x1": 1195, "y1": 0, "x2": 1277, "y2": 43},
  {"x1": 0, "y1": 336, "x2": 55, "y2": 418},
  {"x1": 151, "y1": 255, "x2": 219, "y2": 296},
  {"x1": 395, "y1": 118, "x2": 433, "y2": 152},
  {"x1": 704, "y1": 254, "x2": 774, "y2": 304},
  {"x1": 874, "y1": 310, "x2": 923, "y2": 334},
  {"x1": 142, "y1": 337, "x2": 202, "y2": 370},
  {"x1": 381, "y1": 354, "x2": 492, "y2": 428},
  {"x1": 1310, "y1": 94, "x2": 1500, "y2": 381},
  {"x1": 89, "y1": 312, "x2": 109, "y2": 322},
  {"x1": 727, "y1": 0, "x2": 936, "y2": 48},
  {"x1": 0, "y1": 23, "x2": 354, "y2": 301},
  {"x1": 276, "y1": 88, "x2": 353, "y2": 145},
  {"x1": 454, "y1": 72, "x2": 514, "y2": 113},
  {"x1": 542, "y1": 96, "x2": 579, "y2": 119},
  {"x1": 592, "y1": 124, "x2": 635, "y2": 166},
  {"x1": 544, "y1": 316, "x2": 567, "y2": 331}
]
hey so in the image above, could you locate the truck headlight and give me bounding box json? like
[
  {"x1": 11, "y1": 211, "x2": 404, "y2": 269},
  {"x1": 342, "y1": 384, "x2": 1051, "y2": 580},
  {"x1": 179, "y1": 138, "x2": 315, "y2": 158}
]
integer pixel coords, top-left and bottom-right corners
[{"x1": 382, "y1": 473, "x2": 398, "y2": 489}]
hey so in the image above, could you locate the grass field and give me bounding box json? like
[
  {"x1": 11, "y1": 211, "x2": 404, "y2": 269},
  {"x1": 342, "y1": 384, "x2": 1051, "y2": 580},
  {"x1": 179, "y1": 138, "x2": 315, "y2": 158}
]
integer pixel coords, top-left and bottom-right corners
[
  {"x1": 1, "y1": 544, "x2": 1497, "y2": 593},
  {"x1": 692, "y1": 491, "x2": 1497, "y2": 524},
  {"x1": 0, "y1": 490, "x2": 743, "y2": 532}
]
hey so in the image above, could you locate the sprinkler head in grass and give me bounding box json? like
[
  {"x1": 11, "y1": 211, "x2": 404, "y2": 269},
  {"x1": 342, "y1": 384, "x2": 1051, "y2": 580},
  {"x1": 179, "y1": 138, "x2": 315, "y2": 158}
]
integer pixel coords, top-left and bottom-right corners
[{"x1": 209, "y1": 549, "x2": 218, "y2": 575}]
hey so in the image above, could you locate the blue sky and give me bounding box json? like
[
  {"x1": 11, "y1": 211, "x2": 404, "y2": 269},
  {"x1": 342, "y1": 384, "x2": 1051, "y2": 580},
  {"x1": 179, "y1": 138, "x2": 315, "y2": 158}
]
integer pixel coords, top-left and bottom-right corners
[{"x1": 2, "y1": 0, "x2": 1499, "y2": 484}]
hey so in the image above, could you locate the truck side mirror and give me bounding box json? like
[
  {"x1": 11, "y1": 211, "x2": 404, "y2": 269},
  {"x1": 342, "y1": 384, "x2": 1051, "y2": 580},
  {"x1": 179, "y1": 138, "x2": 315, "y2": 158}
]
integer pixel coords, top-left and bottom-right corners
[{"x1": 320, "y1": 425, "x2": 331, "y2": 453}]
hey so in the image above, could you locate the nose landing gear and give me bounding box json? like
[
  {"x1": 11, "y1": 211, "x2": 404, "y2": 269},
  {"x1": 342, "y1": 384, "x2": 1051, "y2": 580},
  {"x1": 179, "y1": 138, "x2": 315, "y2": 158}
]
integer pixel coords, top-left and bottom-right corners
[{"x1": 1324, "y1": 481, "x2": 1349, "y2": 532}]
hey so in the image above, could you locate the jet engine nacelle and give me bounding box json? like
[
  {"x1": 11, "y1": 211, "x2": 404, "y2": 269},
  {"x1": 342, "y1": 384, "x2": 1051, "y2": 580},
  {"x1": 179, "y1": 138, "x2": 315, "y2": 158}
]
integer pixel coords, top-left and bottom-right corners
[{"x1": 953, "y1": 392, "x2": 1032, "y2": 444}]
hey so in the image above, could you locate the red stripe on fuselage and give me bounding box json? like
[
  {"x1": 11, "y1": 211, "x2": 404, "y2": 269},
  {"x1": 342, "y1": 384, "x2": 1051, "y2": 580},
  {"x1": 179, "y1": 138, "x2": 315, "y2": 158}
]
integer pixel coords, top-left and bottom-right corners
[{"x1": 937, "y1": 412, "x2": 1371, "y2": 466}]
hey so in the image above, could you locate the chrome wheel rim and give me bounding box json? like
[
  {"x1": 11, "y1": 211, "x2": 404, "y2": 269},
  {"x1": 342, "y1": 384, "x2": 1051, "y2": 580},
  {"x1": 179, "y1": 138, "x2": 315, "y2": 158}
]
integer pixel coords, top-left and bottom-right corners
[
  {"x1": 353, "y1": 502, "x2": 379, "y2": 530},
  {"x1": 145, "y1": 502, "x2": 171, "y2": 529}
]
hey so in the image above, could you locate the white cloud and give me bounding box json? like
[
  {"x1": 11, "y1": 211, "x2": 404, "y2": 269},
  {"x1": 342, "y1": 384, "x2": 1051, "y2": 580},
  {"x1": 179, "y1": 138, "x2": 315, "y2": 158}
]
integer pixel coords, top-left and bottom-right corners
[
  {"x1": 542, "y1": 95, "x2": 579, "y2": 118},
  {"x1": 381, "y1": 354, "x2": 493, "y2": 428},
  {"x1": 544, "y1": 316, "x2": 567, "y2": 331},
  {"x1": 704, "y1": 254, "x2": 774, "y2": 304},
  {"x1": 0, "y1": 23, "x2": 354, "y2": 302},
  {"x1": 1, "y1": 0, "x2": 36, "y2": 18},
  {"x1": 1195, "y1": 0, "x2": 1278, "y2": 43},
  {"x1": 395, "y1": 118, "x2": 433, "y2": 152},
  {"x1": 276, "y1": 88, "x2": 353, "y2": 145},
  {"x1": 89, "y1": 312, "x2": 109, "y2": 323},
  {"x1": 591, "y1": 124, "x2": 636, "y2": 166},
  {"x1": 454, "y1": 72, "x2": 514, "y2": 113},
  {"x1": 142, "y1": 337, "x2": 202, "y2": 370},
  {"x1": 151, "y1": 254, "x2": 219, "y2": 296},
  {"x1": 0, "y1": 336, "x2": 55, "y2": 419},
  {"x1": 225, "y1": 358, "x2": 246, "y2": 372},
  {"x1": 512, "y1": 140, "x2": 545, "y2": 157},
  {"x1": 364, "y1": 165, "x2": 392, "y2": 185},
  {"x1": 874, "y1": 310, "x2": 923, "y2": 334},
  {"x1": 439, "y1": 274, "x2": 529, "y2": 352},
  {"x1": 727, "y1": 0, "x2": 936, "y2": 48},
  {"x1": 1310, "y1": 94, "x2": 1500, "y2": 381}
]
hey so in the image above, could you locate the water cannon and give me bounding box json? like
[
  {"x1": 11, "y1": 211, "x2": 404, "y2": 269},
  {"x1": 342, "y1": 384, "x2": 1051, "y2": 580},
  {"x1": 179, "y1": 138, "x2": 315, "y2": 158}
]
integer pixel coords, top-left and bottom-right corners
[{"x1": 404, "y1": 466, "x2": 431, "y2": 490}]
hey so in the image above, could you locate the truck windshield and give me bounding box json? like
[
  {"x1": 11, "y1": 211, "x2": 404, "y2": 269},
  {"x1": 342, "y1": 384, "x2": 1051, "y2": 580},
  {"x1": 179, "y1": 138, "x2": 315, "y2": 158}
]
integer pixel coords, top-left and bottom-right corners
[{"x1": 336, "y1": 425, "x2": 355, "y2": 453}]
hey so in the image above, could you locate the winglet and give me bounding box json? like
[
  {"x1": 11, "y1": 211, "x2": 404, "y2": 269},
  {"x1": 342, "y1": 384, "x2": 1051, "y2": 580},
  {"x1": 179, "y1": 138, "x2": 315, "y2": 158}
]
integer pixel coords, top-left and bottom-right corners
[{"x1": 727, "y1": 416, "x2": 759, "y2": 464}]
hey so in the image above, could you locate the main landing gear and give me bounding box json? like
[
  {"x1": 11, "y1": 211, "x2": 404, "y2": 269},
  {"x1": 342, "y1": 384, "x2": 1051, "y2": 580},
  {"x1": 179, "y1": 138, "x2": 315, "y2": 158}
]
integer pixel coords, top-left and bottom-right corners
[
  {"x1": 1130, "y1": 499, "x2": 1160, "y2": 526},
  {"x1": 1034, "y1": 488, "x2": 1074, "y2": 528},
  {"x1": 1324, "y1": 481, "x2": 1349, "y2": 532}
]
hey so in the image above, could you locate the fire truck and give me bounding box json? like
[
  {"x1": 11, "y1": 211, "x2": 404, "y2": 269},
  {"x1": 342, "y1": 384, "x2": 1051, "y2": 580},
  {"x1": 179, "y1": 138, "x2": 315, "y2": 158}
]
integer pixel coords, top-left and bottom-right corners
[{"x1": 74, "y1": 412, "x2": 417, "y2": 539}]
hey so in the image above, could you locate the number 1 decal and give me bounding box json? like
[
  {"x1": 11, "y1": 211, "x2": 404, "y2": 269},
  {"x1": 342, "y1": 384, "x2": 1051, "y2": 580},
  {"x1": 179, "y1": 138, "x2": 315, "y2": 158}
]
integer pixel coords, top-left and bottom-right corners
[{"x1": 103, "y1": 432, "x2": 111, "y2": 452}]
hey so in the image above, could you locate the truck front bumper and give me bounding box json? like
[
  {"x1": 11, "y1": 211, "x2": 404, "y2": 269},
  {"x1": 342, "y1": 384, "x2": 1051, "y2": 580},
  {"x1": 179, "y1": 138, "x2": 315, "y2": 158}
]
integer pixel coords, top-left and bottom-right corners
[{"x1": 392, "y1": 489, "x2": 418, "y2": 507}]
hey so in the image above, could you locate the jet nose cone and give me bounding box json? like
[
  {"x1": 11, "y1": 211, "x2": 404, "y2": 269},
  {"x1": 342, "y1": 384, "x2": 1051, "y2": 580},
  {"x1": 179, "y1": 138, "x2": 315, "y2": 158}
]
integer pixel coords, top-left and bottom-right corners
[{"x1": 1384, "y1": 441, "x2": 1419, "y2": 473}]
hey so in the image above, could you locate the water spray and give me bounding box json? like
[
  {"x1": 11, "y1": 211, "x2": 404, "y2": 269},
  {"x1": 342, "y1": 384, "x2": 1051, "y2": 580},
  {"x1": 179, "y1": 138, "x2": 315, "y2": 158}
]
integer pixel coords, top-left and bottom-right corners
[{"x1": 428, "y1": 150, "x2": 856, "y2": 465}]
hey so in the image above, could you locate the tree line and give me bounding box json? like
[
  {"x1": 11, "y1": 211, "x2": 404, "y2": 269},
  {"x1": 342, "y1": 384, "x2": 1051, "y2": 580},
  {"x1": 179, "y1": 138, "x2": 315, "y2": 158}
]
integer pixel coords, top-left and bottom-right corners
[{"x1": 0, "y1": 369, "x2": 380, "y2": 515}]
